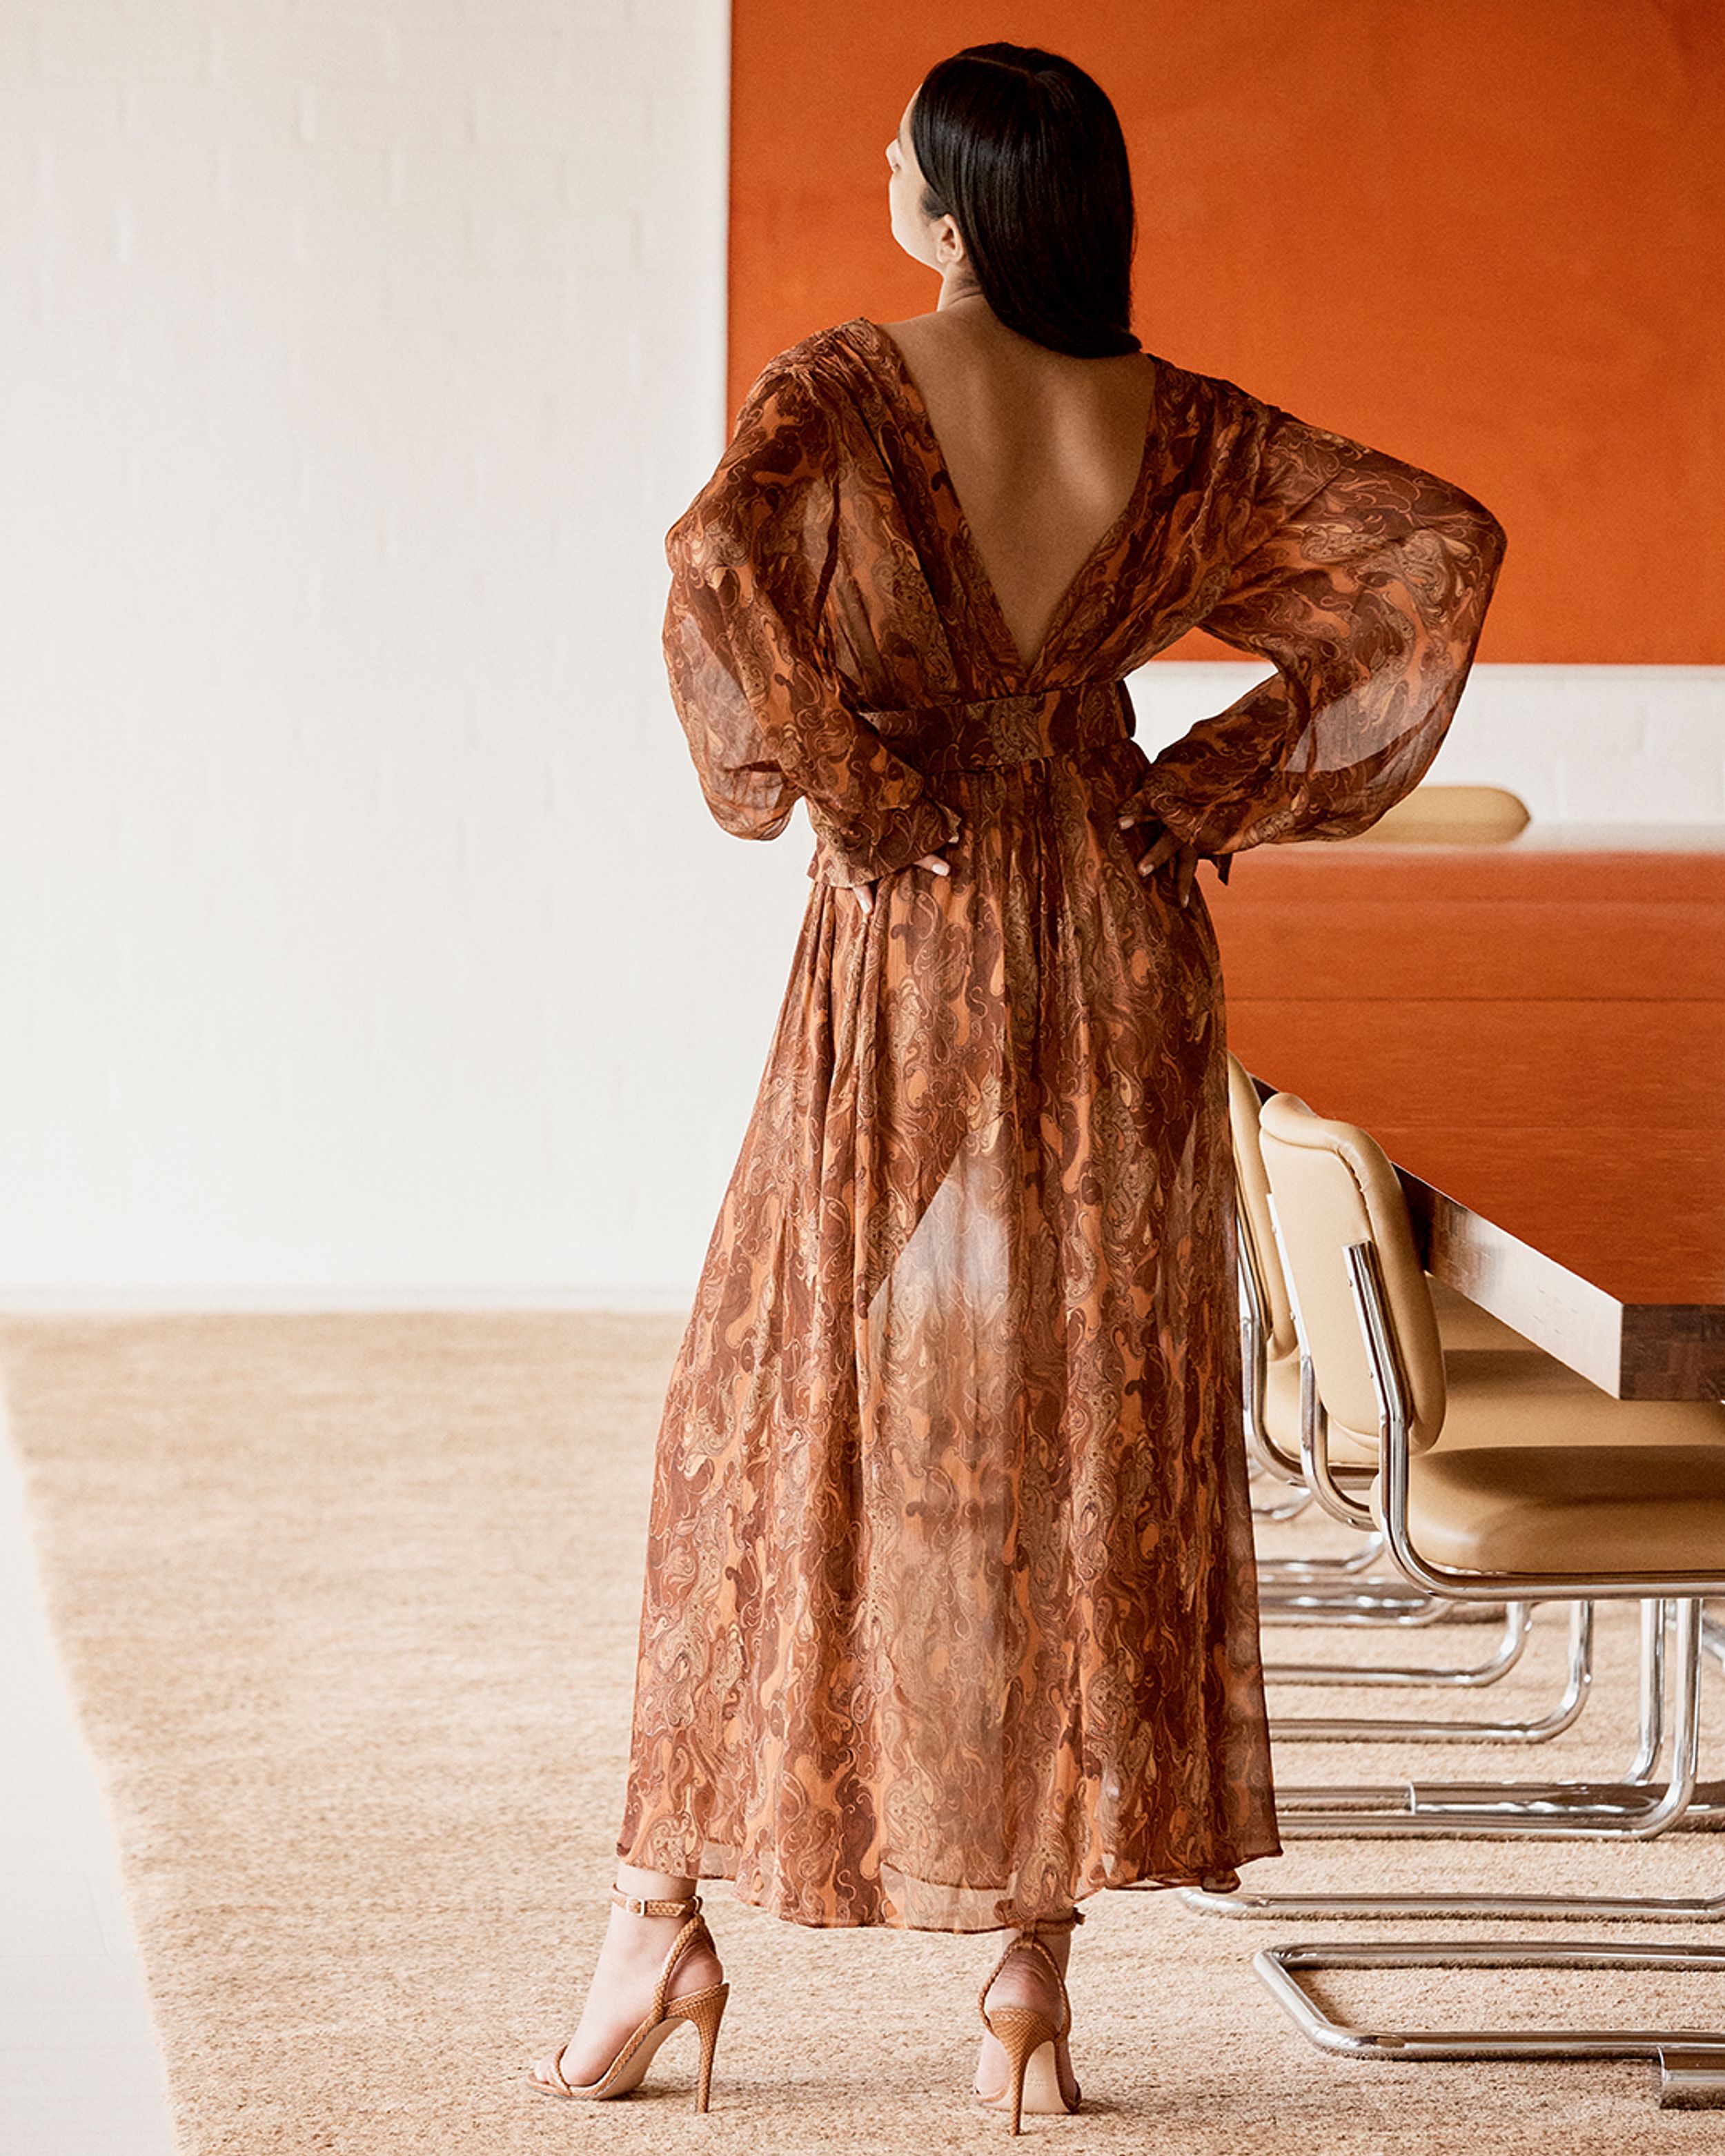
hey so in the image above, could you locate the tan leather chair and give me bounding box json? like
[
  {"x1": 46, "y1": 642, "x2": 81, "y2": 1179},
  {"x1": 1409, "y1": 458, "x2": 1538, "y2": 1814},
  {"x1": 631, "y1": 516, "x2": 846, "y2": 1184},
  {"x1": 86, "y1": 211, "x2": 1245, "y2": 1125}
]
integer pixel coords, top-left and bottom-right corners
[
  {"x1": 1230, "y1": 1054, "x2": 1593, "y2": 1729},
  {"x1": 1226, "y1": 1090, "x2": 1725, "y2": 2106},
  {"x1": 1324, "y1": 782, "x2": 1531, "y2": 846},
  {"x1": 1228, "y1": 1052, "x2": 1527, "y2": 1489},
  {"x1": 1260, "y1": 1089, "x2": 1725, "y2": 1514},
  {"x1": 1255, "y1": 1089, "x2": 1725, "y2": 1843}
]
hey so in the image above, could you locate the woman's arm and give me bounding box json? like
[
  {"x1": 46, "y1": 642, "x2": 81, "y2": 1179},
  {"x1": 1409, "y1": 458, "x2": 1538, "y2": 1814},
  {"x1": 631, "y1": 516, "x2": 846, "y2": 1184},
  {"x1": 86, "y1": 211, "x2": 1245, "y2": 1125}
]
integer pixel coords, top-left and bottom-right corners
[
  {"x1": 662, "y1": 359, "x2": 960, "y2": 889},
  {"x1": 1117, "y1": 396, "x2": 1508, "y2": 862}
]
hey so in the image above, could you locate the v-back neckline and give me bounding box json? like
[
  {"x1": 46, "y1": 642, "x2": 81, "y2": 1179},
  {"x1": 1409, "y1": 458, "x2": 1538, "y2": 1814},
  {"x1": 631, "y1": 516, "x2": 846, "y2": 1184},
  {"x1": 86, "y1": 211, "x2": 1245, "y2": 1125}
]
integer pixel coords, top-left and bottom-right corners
[{"x1": 842, "y1": 315, "x2": 1159, "y2": 681}]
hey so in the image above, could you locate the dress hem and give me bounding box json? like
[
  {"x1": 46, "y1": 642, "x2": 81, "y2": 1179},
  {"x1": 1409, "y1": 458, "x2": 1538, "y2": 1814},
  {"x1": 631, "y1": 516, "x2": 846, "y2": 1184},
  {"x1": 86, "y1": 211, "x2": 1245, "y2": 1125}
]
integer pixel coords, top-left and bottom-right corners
[{"x1": 612, "y1": 1834, "x2": 1284, "y2": 1935}]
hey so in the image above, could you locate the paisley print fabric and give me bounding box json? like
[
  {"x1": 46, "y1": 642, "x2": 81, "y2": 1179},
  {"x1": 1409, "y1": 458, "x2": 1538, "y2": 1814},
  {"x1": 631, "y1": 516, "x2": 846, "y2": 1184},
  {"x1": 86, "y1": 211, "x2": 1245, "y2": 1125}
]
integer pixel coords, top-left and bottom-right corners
[{"x1": 617, "y1": 317, "x2": 1506, "y2": 1930}]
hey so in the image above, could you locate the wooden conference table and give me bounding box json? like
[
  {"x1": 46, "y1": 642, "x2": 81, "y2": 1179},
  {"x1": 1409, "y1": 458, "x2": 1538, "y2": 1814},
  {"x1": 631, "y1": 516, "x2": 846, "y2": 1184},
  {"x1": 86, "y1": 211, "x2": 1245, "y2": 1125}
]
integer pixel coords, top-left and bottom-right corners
[{"x1": 1206, "y1": 824, "x2": 1725, "y2": 1403}]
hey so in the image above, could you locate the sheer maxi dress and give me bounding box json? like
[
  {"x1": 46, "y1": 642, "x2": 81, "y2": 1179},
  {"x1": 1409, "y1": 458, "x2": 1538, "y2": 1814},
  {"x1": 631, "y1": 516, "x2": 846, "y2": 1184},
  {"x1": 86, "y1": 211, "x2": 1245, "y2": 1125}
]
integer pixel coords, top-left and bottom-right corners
[{"x1": 618, "y1": 317, "x2": 1506, "y2": 1930}]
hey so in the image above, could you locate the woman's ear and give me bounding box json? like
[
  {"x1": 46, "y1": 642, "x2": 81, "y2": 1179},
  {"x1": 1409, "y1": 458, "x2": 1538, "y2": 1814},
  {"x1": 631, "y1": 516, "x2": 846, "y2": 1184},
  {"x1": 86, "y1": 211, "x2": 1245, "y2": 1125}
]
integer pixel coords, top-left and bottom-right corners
[{"x1": 931, "y1": 214, "x2": 967, "y2": 269}]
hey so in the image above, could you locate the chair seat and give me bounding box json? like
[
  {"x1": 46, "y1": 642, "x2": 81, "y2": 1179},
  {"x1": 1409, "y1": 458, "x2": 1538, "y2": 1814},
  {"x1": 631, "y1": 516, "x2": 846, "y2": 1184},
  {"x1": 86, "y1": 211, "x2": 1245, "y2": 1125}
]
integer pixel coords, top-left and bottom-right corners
[
  {"x1": 1250, "y1": 1084, "x2": 1725, "y2": 1579},
  {"x1": 1402, "y1": 1425, "x2": 1725, "y2": 1573},
  {"x1": 1325, "y1": 1348, "x2": 1725, "y2": 1467},
  {"x1": 1263, "y1": 1295, "x2": 1548, "y2": 1470}
]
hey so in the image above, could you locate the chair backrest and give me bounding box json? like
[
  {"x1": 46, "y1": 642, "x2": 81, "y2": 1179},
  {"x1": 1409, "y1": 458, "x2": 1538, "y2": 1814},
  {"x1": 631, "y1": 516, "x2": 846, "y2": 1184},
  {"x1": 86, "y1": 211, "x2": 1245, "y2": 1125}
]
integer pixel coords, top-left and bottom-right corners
[
  {"x1": 1226, "y1": 1053, "x2": 1297, "y2": 1358},
  {"x1": 1257, "y1": 1091, "x2": 1448, "y2": 1452},
  {"x1": 1333, "y1": 784, "x2": 1530, "y2": 847}
]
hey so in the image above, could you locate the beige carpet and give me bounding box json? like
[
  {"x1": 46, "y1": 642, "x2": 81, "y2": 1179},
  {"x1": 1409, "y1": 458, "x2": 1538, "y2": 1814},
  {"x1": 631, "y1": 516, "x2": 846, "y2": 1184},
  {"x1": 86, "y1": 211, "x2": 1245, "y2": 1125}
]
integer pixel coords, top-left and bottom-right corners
[{"x1": 3, "y1": 1311, "x2": 1724, "y2": 2153}]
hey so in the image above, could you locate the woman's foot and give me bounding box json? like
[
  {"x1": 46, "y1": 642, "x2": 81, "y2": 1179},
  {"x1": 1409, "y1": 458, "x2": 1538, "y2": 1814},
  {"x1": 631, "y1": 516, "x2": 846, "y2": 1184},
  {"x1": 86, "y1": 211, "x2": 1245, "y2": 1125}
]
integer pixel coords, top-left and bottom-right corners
[
  {"x1": 974, "y1": 1923, "x2": 1081, "y2": 2110},
  {"x1": 529, "y1": 1869, "x2": 724, "y2": 2095}
]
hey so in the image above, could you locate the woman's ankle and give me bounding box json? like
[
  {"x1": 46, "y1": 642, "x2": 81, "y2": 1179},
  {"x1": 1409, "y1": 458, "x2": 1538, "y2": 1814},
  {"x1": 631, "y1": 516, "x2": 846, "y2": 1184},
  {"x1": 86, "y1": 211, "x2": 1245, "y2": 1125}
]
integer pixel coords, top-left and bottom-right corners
[{"x1": 613, "y1": 1861, "x2": 699, "y2": 1903}]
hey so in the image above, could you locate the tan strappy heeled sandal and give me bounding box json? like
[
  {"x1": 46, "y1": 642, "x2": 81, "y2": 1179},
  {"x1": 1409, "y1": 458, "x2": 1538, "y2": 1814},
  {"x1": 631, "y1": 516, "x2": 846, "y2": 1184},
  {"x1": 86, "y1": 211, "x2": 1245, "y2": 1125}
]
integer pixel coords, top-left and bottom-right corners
[
  {"x1": 528, "y1": 1888, "x2": 729, "y2": 2112},
  {"x1": 974, "y1": 1908, "x2": 1085, "y2": 2133}
]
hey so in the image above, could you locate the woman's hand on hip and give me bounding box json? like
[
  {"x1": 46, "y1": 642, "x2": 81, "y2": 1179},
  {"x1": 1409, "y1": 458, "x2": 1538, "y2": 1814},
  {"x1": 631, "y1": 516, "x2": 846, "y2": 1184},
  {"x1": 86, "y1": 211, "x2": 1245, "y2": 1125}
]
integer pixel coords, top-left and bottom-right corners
[
  {"x1": 1118, "y1": 813, "x2": 1202, "y2": 909},
  {"x1": 849, "y1": 852, "x2": 951, "y2": 917}
]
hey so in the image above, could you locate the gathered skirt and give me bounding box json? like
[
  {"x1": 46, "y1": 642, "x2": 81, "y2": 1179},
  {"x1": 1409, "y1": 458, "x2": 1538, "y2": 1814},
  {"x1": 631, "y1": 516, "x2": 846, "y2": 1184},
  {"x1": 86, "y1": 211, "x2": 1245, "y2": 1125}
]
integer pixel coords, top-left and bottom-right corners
[{"x1": 615, "y1": 740, "x2": 1280, "y2": 1929}]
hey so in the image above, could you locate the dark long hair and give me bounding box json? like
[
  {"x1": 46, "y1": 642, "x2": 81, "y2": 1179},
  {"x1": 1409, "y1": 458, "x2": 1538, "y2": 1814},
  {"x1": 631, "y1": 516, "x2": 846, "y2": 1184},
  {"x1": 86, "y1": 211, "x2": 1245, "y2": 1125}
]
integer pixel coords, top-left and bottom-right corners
[{"x1": 909, "y1": 44, "x2": 1139, "y2": 357}]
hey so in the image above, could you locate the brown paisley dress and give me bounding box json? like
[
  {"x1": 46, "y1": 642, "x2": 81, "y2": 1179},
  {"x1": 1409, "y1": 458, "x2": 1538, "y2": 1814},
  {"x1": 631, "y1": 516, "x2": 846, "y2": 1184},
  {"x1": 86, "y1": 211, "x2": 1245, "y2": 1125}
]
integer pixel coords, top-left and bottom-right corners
[{"x1": 616, "y1": 317, "x2": 1506, "y2": 1930}]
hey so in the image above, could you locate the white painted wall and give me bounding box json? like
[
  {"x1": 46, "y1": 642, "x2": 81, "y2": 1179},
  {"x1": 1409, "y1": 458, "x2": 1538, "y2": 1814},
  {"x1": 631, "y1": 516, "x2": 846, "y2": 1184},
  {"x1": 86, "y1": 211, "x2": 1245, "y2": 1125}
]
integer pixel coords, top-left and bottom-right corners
[
  {"x1": 1, "y1": 6, "x2": 1717, "y2": 1307},
  {"x1": 0, "y1": 0, "x2": 769, "y2": 1307},
  {"x1": 1130, "y1": 663, "x2": 1725, "y2": 824}
]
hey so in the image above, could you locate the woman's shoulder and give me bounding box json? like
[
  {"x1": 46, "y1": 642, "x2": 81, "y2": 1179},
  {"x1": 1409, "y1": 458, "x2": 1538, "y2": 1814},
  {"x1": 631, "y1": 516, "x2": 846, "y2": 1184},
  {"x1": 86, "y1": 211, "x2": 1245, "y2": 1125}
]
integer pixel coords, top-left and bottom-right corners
[
  {"x1": 676, "y1": 330, "x2": 865, "y2": 542},
  {"x1": 729, "y1": 322, "x2": 1297, "y2": 495},
  {"x1": 713, "y1": 331, "x2": 878, "y2": 481},
  {"x1": 765, "y1": 319, "x2": 871, "y2": 367},
  {"x1": 1132, "y1": 346, "x2": 1274, "y2": 435},
  {"x1": 733, "y1": 320, "x2": 877, "y2": 410},
  {"x1": 748, "y1": 319, "x2": 1266, "y2": 412}
]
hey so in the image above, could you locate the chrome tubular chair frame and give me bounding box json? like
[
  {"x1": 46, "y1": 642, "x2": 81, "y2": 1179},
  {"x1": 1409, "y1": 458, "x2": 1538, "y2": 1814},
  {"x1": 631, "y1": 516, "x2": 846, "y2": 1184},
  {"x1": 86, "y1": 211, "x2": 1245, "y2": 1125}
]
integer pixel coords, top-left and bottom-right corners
[
  {"x1": 1241, "y1": 1245, "x2": 1408, "y2": 1588},
  {"x1": 1261, "y1": 1532, "x2": 1390, "y2": 1579},
  {"x1": 1265, "y1": 1601, "x2": 1530, "y2": 1688},
  {"x1": 1245, "y1": 1242, "x2": 1525, "y2": 1645},
  {"x1": 1186, "y1": 1243, "x2": 1722, "y2": 1913},
  {"x1": 1250, "y1": 1475, "x2": 1314, "y2": 1524},
  {"x1": 1252, "y1": 1222, "x2": 1593, "y2": 1712},
  {"x1": 1241, "y1": 1236, "x2": 1390, "y2": 1575},
  {"x1": 1258, "y1": 1224, "x2": 1496, "y2": 1628},
  {"x1": 1265, "y1": 1305, "x2": 1601, "y2": 1731},
  {"x1": 1254, "y1": 1941, "x2": 1725, "y2": 2110},
  {"x1": 1255, "y1": 1245, "x2": 1708, "y2": 1837},
  {"x1": 1257, "y1": 1580, "x2": 1504, "y2": 1628},
  {"x1": 1294, "y1": 1348, "x2": 1378, "y2": 1534},
  {"x1": 1236, "y1": 1069, "x2": 1514, "y2": 1642},
  {"x1": 1185, "y1": 1608, "x2": 1725, "y2": 1923},
  {"x1": 1348, "y1": 1238, "x2": 1725, "y2": 1610},
  {"x1": 1268, "y1": 1597, "x2": 1593, "y2": 1744}
]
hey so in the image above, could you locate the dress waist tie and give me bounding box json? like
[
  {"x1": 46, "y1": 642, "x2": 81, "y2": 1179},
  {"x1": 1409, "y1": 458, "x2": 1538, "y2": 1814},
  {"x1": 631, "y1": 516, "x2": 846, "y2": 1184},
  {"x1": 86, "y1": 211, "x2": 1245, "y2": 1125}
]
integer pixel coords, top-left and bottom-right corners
[
  {"x1": 856, "y1": 680, "x2": 1135, "y2": 780},
  {"x1": 853, "y1": 678, "x2": 1230, "y2": 882}
]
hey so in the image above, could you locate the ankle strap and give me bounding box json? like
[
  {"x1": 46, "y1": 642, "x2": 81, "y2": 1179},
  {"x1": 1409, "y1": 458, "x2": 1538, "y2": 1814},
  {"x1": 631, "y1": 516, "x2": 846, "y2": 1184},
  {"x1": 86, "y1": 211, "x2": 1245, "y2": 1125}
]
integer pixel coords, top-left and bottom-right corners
[
  {"x1": 611, "y1": 1886, "x2": 702, "y2": 1918},
  {"x1": 978, "y1": 1915, "x2": 1081, "y2": 2038},
  {"x1": 1018, "y1": 1907, "x2": 1085, "y2": 1936}
]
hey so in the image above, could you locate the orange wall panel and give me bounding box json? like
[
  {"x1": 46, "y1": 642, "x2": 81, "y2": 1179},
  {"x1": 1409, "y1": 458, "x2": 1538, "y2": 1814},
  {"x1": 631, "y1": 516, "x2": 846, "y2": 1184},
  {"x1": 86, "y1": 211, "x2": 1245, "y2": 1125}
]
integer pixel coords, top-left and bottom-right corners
[{"x1": 730, "y1": 1, "x2": 1725, "y2": 663}]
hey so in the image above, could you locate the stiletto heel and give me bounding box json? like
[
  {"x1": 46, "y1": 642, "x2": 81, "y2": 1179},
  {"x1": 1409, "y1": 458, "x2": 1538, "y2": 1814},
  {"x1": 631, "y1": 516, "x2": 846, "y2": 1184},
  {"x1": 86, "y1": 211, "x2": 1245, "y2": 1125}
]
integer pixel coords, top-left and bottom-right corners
[
  {"x1": 529, "y1": 1889, "x2": 729, "y2": 2110},
  {"x1": 681, "y1": 1981, "x2": 728, "y2": 2113},
  {"x1": 974, "y1": 1908, "x2": 1084, "y2": 2133}
]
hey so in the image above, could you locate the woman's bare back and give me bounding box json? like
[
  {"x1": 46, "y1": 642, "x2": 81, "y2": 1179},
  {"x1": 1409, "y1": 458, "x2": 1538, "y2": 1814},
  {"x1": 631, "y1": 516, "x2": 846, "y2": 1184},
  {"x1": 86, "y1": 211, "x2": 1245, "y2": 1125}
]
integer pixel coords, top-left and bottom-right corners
[{"x1": 878, "y1": 306, "x2": 1159, "y2": 670}]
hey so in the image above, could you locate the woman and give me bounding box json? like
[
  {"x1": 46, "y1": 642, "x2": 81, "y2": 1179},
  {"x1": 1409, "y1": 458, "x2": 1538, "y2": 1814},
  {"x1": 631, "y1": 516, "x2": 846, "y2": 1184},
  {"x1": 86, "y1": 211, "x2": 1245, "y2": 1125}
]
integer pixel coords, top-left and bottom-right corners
[{"x1": 532, "y1": 42, "x2": 1505, "y2": 2126}]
